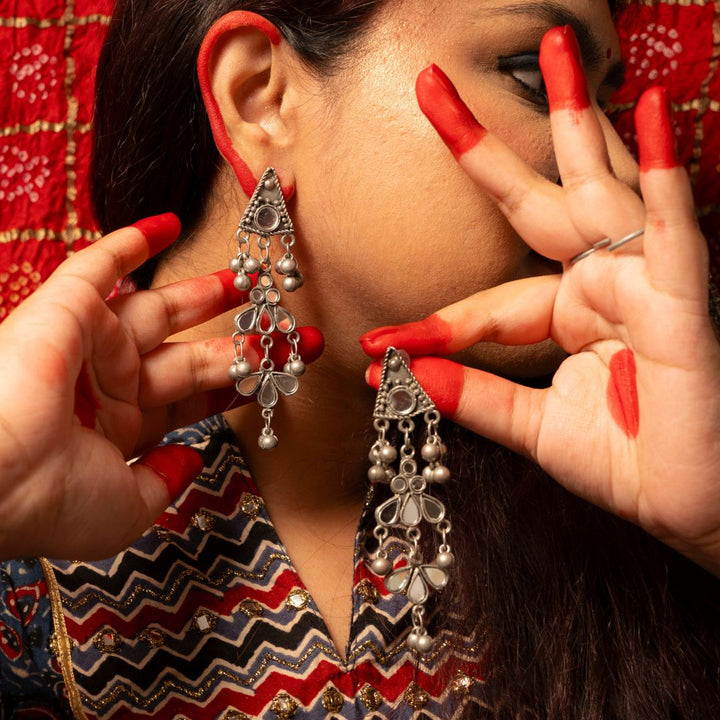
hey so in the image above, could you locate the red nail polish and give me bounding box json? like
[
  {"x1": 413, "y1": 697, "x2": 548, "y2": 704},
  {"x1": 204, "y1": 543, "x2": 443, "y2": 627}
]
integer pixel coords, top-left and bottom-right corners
[
  {"x1": 360, "y1": 315, "x2": 454, "y2": 359},
  {"x1": 135, "y1": 445, "x2": 204, "y2": 500},
  {"x1": 636, "y1": 87, "x2": 679, "y2": 171},
  {"x1": 416, "y1": 64, "x2": 487, "y2": 160},
  {"x1": 539, "y1": 25, "x2": 591, "y2": 116},
  {"x1": 131, "y1": 213, "x2": 182, "y2": 258}
]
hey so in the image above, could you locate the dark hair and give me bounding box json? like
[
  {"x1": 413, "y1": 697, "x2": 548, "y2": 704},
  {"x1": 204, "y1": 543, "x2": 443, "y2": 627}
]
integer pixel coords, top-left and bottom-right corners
[{"x1": 92, "y1": 1, "x2": 720, "y2": 718}]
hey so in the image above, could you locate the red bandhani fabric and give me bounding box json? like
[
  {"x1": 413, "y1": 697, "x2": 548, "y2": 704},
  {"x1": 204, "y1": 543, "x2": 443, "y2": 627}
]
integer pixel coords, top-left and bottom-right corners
[{"x1": 0, "y1": 0, "x2": 719, "y2": 322}]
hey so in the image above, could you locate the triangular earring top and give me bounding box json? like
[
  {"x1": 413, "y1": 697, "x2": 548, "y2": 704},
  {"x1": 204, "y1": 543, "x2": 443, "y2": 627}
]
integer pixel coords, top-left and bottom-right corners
[
  {"x1": 239, "y1": 168, "x2": 294, "y2": 236},
  {"x1": 373, "y1": 347, "x2": 436, "y2": 421}
]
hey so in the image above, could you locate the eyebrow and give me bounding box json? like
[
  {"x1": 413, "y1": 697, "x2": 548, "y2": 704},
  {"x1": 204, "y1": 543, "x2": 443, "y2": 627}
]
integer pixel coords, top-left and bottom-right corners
[{"x1": 479, "y1": 1, "x2": 626, "y2": 89}]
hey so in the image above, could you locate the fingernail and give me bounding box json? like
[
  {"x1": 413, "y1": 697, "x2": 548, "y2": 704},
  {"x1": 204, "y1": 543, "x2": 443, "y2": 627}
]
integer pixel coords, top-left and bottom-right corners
[
  {"x1": 134, "y1": 445, "x2": 203, "y2": 500},
  {"x1": 636, "y1": 86, "x2": 679, "y2": 171},
  {"x1": 539, "y1": 25, "x2": 591, "y2": 115},
  {"x1": 360, "y1": 315, "x2": 453, "y2": 359},
  {"x1": 211, "y1": 268, "x2": 251, "y2": 308},
  {"x1": 416, "y1": 64, "x2": 487, "y2": 160},
  {"x1": 131, "y1": 213, "x2": 182, "y2": 257}
]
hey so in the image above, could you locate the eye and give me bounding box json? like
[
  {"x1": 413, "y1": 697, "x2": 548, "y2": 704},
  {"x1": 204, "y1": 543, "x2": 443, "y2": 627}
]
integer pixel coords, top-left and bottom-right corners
[{"x1": 498, "y1": 53, "x2": 547, "y2": 108}]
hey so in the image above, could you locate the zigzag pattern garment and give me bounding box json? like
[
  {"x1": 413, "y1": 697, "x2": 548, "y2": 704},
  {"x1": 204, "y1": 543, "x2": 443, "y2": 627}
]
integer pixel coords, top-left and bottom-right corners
[{"x1": 1, "y1": 416, "x2": 487, "y2": 718}]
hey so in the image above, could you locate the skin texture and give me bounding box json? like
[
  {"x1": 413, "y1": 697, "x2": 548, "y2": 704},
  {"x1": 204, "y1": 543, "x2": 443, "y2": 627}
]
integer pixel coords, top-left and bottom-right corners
[
  {"x1": 74, "y1": 365, "x2": 99, "y2": 429},
  {"x1": 607, "y1": 349, "x2": 640, "y2": 438}
]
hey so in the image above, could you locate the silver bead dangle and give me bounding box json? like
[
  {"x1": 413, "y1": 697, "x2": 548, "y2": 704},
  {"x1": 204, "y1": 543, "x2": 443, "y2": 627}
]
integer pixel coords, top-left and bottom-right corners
[
  {"x1": 229, "y1": 168, "x2": 304, "y2": 450},
  {"x1": 367, "y1": 347, "x2": 454, "y2": 655}
]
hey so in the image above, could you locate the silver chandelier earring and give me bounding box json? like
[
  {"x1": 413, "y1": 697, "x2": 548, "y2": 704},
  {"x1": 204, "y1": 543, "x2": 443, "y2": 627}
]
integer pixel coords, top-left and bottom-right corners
[
  {"x1": 228, "y1": 168, "x2": 305, "y2": 450},
  {"x1": 367, "y1": 347, "x2": 454, "y2": 655}
]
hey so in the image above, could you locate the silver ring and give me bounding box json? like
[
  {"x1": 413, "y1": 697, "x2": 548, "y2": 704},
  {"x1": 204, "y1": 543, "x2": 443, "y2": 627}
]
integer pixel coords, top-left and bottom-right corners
[
  {"x1": 570, "y1": 238, "x2": 610, "y2": 264},
  {"x1": 607, "y1": 228, "x2": 645, "y2": 252}
]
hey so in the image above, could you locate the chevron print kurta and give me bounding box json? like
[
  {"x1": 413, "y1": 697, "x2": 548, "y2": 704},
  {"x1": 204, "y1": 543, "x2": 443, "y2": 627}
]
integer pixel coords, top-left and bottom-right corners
[{"x1": 0, "y1": 416, "x2": 487, "y2": 719}]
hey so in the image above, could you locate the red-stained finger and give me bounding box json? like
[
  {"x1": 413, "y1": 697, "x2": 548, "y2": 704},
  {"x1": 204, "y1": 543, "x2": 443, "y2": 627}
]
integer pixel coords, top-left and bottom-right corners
[
  {"x1": 133, "y1": 444, "x2": 204, "y2": 506},
  {"x1": 417, "y1": 65, "x2": 584, "y2": 260},
  {"x1": 53, "y1": 213, "x2": 181, "y2": 299},
  {"x1": 636, "y1": 87, "x2": 709, "y2": 300},
  {"x1": 137, "y1": 326, "x2": 325, "y2": 409},
  {"x1": 111, "y1": 269, "x2": 250, "y2": 355},
  {"x1": 540, "y1": 26, "x2": 644, "y2": 251},
  {"x1": 360, "y1": 275, "x2": 560, "y2": 358},
  {"x1": 366, "y1": 356, "x2": 538, "y2": 457}
]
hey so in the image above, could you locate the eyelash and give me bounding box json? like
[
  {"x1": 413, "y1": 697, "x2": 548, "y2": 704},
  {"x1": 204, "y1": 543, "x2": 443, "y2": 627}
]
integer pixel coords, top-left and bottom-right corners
[{"x1": 497, "y1": 53, "x2": 548, "y2": 108}]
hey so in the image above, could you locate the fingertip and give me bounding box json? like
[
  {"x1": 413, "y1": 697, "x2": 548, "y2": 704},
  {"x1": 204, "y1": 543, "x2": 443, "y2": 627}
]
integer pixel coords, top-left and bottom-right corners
[
  {"x1": 415, "y1": 63, "x2": 487, "y2": 160},
  {"x1": 359, "y1": 325, "x2": 399, "y2": 358},
  {"x1": 539, "y1": 25, "x2": 590, "y2": 115},
  {"x1": 131, "y1": 213, "x2": 182, "y2": 258},
  {"x1": 360, "y1": 316, "x2": 453, "y2": 358},
  {"x1": 211, "y1": 268, "x2": 250, "y2": 307},
  {"x1": 366, "y1": 361, "x2": 382, "y2": 389},
  {"x1": 297, "y1": 325, "x2": 325, "y2": 362},
  {"x1": 635, "y1": 86, "x2": 679, "y2": 171},
  {"x1": 134, "y1": 444, "x2": 203, "y2": 502}
]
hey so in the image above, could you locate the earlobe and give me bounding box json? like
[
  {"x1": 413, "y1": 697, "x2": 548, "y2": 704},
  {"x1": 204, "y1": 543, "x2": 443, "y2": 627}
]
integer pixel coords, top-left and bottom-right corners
[{"x1": 198, "y1": 11, "x2": 294, "y2": 198}]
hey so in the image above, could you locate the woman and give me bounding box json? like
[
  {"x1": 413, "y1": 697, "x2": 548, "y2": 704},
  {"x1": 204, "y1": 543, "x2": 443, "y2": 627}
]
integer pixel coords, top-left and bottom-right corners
[{"x1": 1, "y1": 0, "x2": 720, "y2": 717}]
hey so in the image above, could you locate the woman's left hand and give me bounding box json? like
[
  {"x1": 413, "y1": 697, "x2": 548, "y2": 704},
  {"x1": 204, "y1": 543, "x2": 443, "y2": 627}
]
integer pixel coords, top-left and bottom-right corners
[{"x1": 360, "y1": 26, "x2": 720, "y2": 576}]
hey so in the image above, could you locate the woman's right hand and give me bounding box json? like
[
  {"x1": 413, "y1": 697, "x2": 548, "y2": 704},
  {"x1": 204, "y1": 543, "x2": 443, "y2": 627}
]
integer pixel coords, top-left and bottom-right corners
[{"x1": 0, "y1": 214, "x2": 323, "y2": 560}]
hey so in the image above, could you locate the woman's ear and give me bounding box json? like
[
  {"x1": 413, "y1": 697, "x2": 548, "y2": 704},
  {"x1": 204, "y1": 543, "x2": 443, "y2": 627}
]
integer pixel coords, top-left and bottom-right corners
[{"x1": 198, "y1": 12, "x2": 296, "y2": 198}]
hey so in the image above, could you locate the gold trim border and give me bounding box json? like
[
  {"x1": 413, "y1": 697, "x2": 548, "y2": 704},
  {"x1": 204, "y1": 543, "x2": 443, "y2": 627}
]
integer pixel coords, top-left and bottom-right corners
[{"x1": 40, "y1": 558, "x2": 88, "y2": 720}]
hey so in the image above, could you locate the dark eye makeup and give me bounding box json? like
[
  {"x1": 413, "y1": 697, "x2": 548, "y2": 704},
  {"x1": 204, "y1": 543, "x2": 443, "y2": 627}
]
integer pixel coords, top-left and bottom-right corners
[{"x1": 498, "y1": 52, "x2": 548, "y2": 109}]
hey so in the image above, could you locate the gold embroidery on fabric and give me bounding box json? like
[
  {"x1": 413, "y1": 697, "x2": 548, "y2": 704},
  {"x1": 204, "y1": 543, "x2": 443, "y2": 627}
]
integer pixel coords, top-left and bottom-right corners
[
  {"x1": 191, "y1": 510, "x2": 216, "y2": 532},
  {"x1": 321, "y1": 685, "x2": 344, "y2": 712},
  {"x1": 236, "y1": 598, "x2": 263, "y2": 617},
  {"x1": 0, "y1": 228, "x2": 101, "y2": 244},
  {"x1": 61, "y1": 0, "x2": 80, "y2": 247},
  {"x1": 359, "y1": 684, "x2": 383, "y2": 711},
  {"x1": 0, "y1": 120, "x2": 93, "y2": 137},
  {"x1": 355, "y1": 578, "x2": 380, "y2": 604},
  {"x1": 0, "y1": 15, "x2": 111, "y2": 29},
  {"x1": 138, "y1": 627, "x2": 167, "y2": 648},
  {"x1": 93, "y1": 628, "x2": 123, "y2": 654},
  {"x1": 450, "y1": 672, "x2": 476, "y2": 695},
  {"x1": 222, "y1": 711, "x2": 250, "y2": 720},
  {"x1": 40, "y1": 558, "x2": 88, "y2": 720},
  {"x1": 403, "y1": 682, "x2": 430, "y2": 710},
  {"x1": 239, "y1": 491, "x2": 262, "y2": 518},
  {"x1": 270, "y1": 691, "x2": 299, "y2": 718},
  {"x1": 285, "y1": 588, "x2": 310, "y2": 611},
  {"x1": 59, "y1": 552, "x2": 291, "y2": 611}
]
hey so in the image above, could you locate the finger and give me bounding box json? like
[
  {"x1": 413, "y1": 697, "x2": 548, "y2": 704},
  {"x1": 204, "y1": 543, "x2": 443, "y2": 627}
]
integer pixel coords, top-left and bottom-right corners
[
  {"x1": 636, "y1": 87, "x2": 709, "y2": 302},
  {"x1": 360, "y1": 275, "x2": 560, "y2": 358},
  {"x1": 416, "y1": 64, "x2": 577, "y2": 260},
  {"x1": 111, "y1": 269, "x2": 249, "y2": 354},
  {"x1": 53, "y1": 214, "x2": 181, "y2": 299},
  {"x1": 540, "y1": 27, "x2": 645, "y2": 246},
  {"x1": 137, "y1": 326, "x2": 325, "y2": 408},
  {"x1": 366, "y1": 356, "x2": 539, "y2": 458}
]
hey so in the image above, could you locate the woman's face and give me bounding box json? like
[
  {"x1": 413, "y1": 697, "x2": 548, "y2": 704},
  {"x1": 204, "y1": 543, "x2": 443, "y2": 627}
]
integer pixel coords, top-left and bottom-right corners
[{"x1": 282, "y1": 0, "x2": 629, "y2": 377}]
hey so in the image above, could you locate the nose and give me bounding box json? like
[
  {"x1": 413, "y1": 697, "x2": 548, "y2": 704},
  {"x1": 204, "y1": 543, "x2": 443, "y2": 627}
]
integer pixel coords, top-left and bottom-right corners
[{"x1": 597, "y1": 108, "x2": 641, "y2": 194}]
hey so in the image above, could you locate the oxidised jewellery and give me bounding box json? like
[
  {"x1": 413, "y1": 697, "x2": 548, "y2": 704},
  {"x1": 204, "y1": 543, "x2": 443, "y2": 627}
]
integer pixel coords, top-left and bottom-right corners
[
  {"x1": 570, "y1": 228, "x2": 645, "y2": 264},
  {"x1": 228, "y1": 168, "x2": 305, "y2": 450},
  {"x1": 367, "y1": 347, "x2": 454, "y2": 655}
]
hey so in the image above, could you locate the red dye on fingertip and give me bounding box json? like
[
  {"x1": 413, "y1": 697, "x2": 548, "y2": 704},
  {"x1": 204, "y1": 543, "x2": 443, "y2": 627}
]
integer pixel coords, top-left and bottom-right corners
[
  {"x1": 359, "y1": 314, "x2": 453, "y2": 359},
  {"x1": 539, "y1": 25, "x2": 591, "y2": 116},
  {"x1": 131, "y1": 213, "x2": 182, "y2": 258},
  {"x1": 211, "y1": 269, "x2": 250, "y2": 308},
  {"x1": 135, "y1": 445, "x2": 204, "y2": 500},
  {"x1": 74, "y1": 364, "x2": 100, "y2": 428},
  {"x1": 416, "y1": 65, "x2": 487, "y2": 160},
  {"x1": 636, "y1": 87, "x2": 679, "y2": 171},
  {"x1": 607, "y1": 349, "x2": 640, "y2": 438},
  {"x1": 366, "y1": 357, "x2": 463, "y2": 418}
]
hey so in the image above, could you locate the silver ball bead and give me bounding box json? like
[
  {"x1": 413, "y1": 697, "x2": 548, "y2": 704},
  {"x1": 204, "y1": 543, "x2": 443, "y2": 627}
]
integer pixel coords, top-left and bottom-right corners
[
  {"x1": 422, "y1": 466, "x2": 435, "y2": 482},
  {"x1": 378, "y1": 445, "x2": 397, "y2": 463},
  {"x1": 288, "y1": 359, "x2": 306, "y2": 376},
  {"x1": 368, "y1": 447, "x2": 380, "y2": 463},
  {"x1": 276, "y1": 256, "x2": 297, "y2": 275},
  {"x1": 367, "y1": 465, "x2": 387, "y2": 483},
  {"x1": 233, "y1": 273, "x2": 252, "y2": 292},
  {"x1": 437, "y1": 551, "x2": 455, "y2": 569},
  {"x1": 282, "y1": 276, "x2": 300, "y2": 292},
  {"x1": 264, "y1": 178, "x2": 274, "y2": 190},
  {"x1": 243, "y1": 256, "x2": 260, "y2": 274},
  {"x1": 387, "y1": 356, "x2": 402, "y2": 371},
  {"x1": 421, "y1": 443, "x2": 442, "y2": 463},
  {"x1": 416, "y1": 634, "x2": 434, "y2": 654},
  {"x1": 407, "y1": 632, "x2": 420, "y2": 651},
  {"x1": 258, "y1": 434, "x2": 278, "y2": 451},
  {"x1": 432, "y1": 465, "x2": 451, "y2": 484},
  {"x1": 371, "y1": 556, "x2": 391, "y2": 576},
  {"x1": 228, "y1": 360, "x2": 252, "y2": 380},
  {"x1": 229, "y1": 257, "x2": 242, "y2": 273}
]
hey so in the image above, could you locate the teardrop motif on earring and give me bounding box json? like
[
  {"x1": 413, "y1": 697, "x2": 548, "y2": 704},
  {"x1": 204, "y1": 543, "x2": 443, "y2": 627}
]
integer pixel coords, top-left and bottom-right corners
[
  {"x1": 367, "y1": 347, "x2": 454, "y2": 655},
  {"x1": 228, "y1": 168, "x2": 305, "y2": 450}
]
